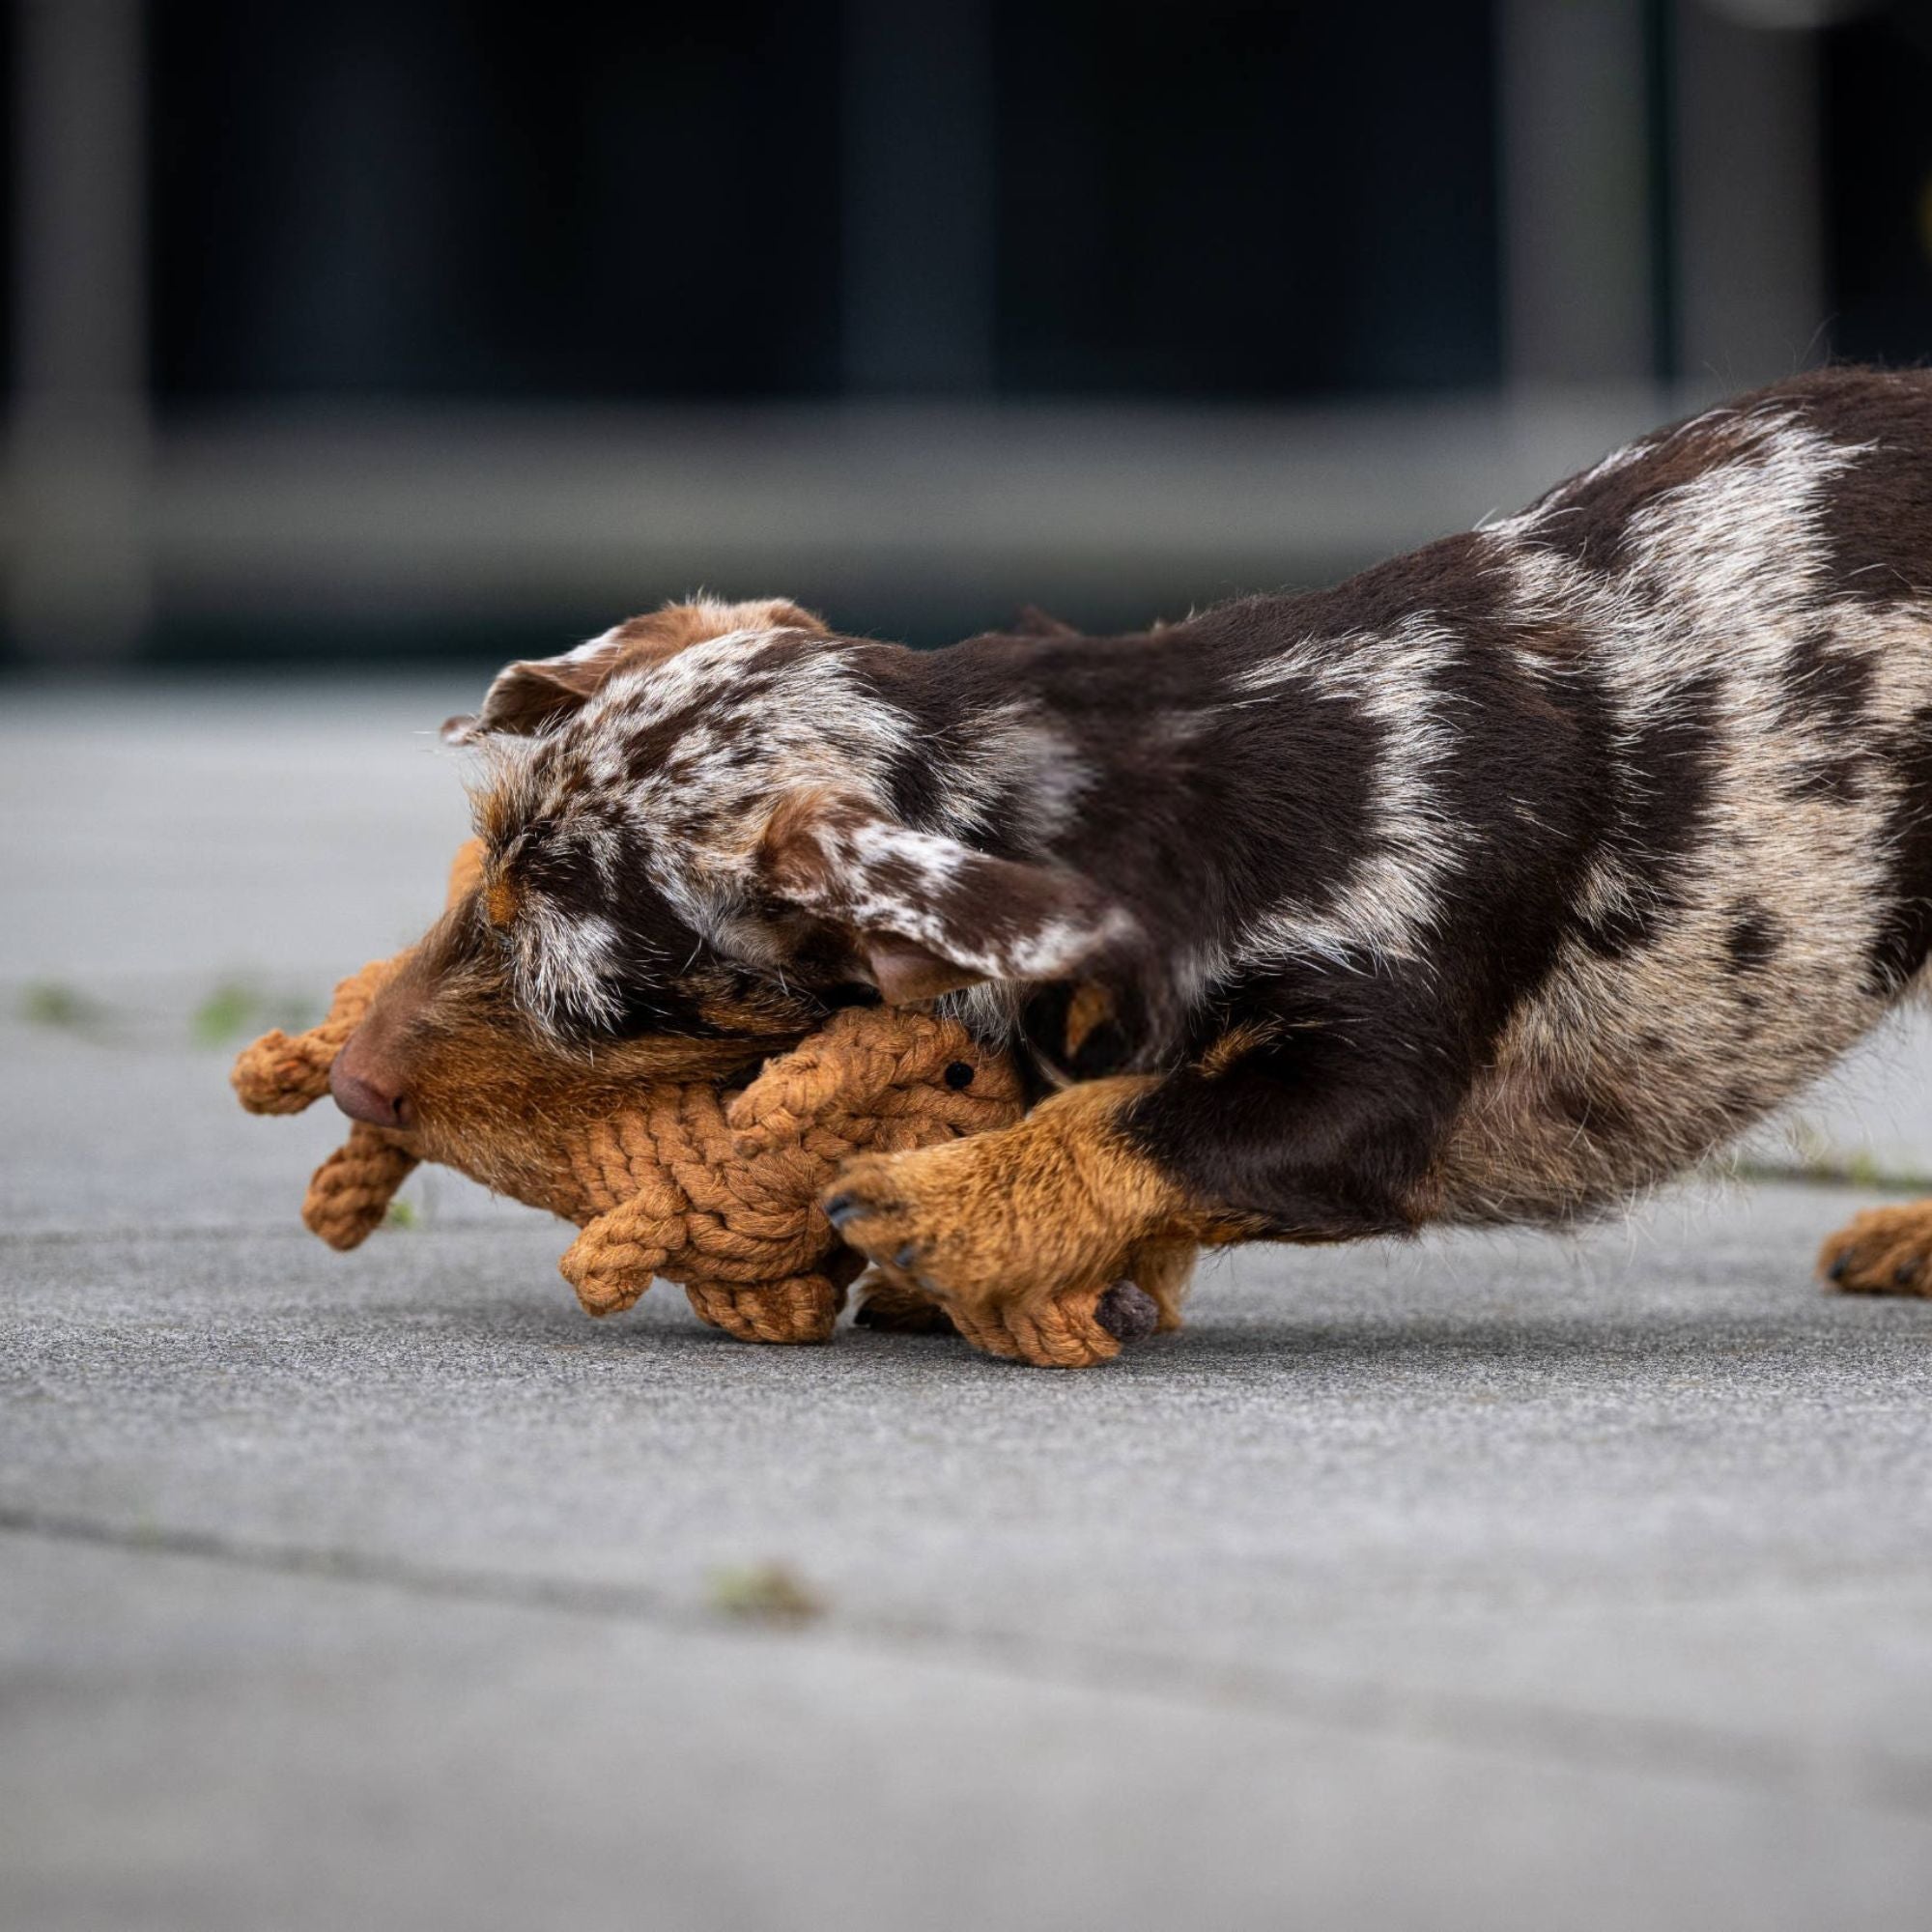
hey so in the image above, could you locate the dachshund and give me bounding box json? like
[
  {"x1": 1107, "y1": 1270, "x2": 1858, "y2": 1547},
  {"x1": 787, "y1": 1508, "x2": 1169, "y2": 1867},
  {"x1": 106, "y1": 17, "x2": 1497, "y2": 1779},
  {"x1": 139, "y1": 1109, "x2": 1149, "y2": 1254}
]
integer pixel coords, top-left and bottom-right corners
[{"x1": 337, "y1": 368, "x2": 1932, "y2": 1364}]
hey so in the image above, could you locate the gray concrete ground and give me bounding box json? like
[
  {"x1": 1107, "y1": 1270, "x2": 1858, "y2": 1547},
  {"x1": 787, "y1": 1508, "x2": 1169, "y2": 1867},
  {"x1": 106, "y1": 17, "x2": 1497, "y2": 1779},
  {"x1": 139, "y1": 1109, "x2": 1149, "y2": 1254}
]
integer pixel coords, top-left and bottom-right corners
[{"x1": 6, "y1": 682, "x2": 1932, "y2": 1932}]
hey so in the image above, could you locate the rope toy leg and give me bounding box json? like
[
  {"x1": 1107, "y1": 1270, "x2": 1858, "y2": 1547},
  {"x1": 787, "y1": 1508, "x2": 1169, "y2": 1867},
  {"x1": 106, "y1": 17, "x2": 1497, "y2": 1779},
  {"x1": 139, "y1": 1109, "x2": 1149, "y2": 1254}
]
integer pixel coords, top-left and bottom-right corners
[{"x1": 302, "y1": 1124, "x2": 419, "y2": 1251}]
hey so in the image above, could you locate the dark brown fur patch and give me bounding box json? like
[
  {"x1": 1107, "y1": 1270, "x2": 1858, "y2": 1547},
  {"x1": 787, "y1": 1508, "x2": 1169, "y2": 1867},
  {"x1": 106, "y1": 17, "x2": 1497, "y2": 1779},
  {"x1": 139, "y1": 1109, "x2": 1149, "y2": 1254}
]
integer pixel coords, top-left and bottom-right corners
[
  {"x1": 1723, "y1": 901, "x2": 1780, "y2": 973},
  {"x1": 1791, "y1": 365, "x2": 1932, "y2": 605},
  {"x1": 1866, "y1": 703, "x2": 1932, "y2": 991}
]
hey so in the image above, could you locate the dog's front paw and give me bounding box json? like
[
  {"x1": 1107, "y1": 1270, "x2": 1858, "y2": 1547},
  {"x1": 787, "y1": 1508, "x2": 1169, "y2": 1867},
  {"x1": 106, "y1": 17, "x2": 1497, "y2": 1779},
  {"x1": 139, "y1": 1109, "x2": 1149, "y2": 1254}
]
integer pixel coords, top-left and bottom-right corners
[
  {"x1": 824, "y1": 1142, "x2": 1127, "y2": 1368},
  {"x1": 1819, "y1": 1204, "x2": 1932, "y2": 1297},
  {"x1": 821, "y1": 1147, "x2": 996, "y2": 1299}
]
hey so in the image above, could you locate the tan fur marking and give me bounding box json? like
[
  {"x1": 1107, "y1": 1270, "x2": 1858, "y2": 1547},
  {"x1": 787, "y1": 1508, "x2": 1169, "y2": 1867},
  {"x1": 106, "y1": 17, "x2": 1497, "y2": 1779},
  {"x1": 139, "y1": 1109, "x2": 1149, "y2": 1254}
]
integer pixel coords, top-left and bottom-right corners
[
  {"x1": 484, "y1": 874, "x2": 522, "y2": 930},
  {"x1": 474, "y1": 784, "x2": 517, "y2": 848},
  {"x1": 756, "y1": 787, "x2": 861, "y2": 899},
  {"x1": 611, "y1": 597, "x2": 829, "y2": 670},
  {"x1": 1195, "y1": 1020, "x2": 1280, "y2": 1079},
  {"x1": 1063, "y1": 981, "x2": 1115, "y2": 1059}
]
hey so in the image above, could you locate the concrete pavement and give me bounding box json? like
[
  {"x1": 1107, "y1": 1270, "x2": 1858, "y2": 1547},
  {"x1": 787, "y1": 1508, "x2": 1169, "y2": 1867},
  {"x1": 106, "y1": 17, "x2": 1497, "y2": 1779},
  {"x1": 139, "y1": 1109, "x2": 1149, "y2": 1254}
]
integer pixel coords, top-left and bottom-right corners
[{"x1": 5, "y1": 681, "x2": 1932, "y2": 1931}]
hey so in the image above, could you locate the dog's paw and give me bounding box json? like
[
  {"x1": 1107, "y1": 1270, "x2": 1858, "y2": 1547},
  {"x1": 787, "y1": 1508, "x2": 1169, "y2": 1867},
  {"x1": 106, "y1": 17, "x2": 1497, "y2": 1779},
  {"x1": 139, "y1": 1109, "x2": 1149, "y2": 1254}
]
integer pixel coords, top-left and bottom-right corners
[
  {"x1": 823, "y1": 1144, "x2": 1014, "y2": 1306},
  {"x1": 1818, "y1": 1203, "x2": 1932, "y2": 1297},
  {"x1": 825, "y1": 1146, "x2": 1126, "y2": 1368}
]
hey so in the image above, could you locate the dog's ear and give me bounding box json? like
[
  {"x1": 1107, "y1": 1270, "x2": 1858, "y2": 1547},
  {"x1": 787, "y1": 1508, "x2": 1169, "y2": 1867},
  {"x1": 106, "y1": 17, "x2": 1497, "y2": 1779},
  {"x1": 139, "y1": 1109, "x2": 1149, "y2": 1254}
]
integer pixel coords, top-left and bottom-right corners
[
  {"x1": 443, "y1": 597, "x2": 830, "y2": 744},
  {"x1": 755, "y1": 793, "x2": 1136, "y2": 1003},
  {"x1": 442, "y1": 635, "x2": 631, "y2": 745}
]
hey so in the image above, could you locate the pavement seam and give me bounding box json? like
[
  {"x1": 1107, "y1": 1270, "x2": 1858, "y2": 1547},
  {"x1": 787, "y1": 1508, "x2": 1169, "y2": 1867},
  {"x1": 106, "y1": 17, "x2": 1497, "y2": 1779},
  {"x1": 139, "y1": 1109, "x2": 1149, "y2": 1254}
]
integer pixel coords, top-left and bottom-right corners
[{"x1": 6, "y1": 1504, "x2": 1928, "y2": 1821}]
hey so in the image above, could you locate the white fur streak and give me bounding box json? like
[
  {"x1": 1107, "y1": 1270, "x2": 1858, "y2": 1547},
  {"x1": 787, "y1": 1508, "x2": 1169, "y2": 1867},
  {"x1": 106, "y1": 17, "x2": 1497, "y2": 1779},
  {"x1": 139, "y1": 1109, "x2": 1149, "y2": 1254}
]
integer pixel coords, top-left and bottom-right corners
[
  {"x1": 1496, "y1": 412, "x2": 1875, "y2": 932},
  {"x1": 1227, "y1": 613, "x2": 1470, "y2": 974},
  {"x1": 514, "y1": 904, "x2": 623, "y2": 1033},
  {"x1": 563, "y1": 626, "x2": 624, "y2": 662},
  {"x1": 828, "y1": 818, "x2": 1132, "y2": 981},
  {"x1": 924, "y1": 701, "x2": 1092, "y2": 842}
]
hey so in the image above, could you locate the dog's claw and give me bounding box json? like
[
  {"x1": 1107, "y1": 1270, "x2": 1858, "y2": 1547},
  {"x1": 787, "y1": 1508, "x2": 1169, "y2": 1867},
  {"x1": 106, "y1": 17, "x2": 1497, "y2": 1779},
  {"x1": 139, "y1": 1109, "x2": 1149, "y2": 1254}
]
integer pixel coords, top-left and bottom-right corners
[
  {"x1": 823, "y1": 1193, "x2": 860, "y2": 1231},
  {"x1": 1896, "y1": 1258, "x2": 1920, "y2": 1288},
  {"x1": 1828, "y1": 1251, "x2": 1850, "y2": 1282},
  {"x1": 893, "y1": 1242, "x2": 921, "y2": 1271}
]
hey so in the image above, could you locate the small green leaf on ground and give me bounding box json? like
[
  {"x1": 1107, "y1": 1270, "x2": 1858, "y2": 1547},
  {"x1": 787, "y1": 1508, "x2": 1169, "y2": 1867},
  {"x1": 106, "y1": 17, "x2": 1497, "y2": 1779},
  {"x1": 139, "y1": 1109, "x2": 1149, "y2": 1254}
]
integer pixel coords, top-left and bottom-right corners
[
  {"x1": 20, "y1": 981, "x2": 107, "y2": 1031},
  {"x1": 1725, "y1": 1153, "x2": 1932, "y2": 1195},
  {"x1": 191, "y1": 982, "x2": 264, "y2": 1047},
  {"x1": 705, "y1": 1563, "x2": 826, "y2": 1624},
  {"x1": 384, "y1": 1200, "x2": 420, "y2": 1231}
]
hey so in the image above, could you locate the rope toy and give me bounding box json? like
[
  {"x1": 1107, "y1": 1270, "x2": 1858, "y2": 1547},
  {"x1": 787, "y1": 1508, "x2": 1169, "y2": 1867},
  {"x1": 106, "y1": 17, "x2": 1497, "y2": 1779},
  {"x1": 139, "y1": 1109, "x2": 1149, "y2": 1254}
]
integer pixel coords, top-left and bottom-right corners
[{"x1": 231, "y1": 843, "x2": 1170, "y2": 1355}]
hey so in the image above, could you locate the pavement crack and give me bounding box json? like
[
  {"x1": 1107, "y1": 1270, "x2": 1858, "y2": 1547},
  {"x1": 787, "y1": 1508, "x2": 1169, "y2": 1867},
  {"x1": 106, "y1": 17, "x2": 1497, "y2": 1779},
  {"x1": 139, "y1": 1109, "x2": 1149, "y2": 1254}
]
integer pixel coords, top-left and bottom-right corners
[{"x1": 5, "y1": 1504, "x2": 1928, "y2": 1820}]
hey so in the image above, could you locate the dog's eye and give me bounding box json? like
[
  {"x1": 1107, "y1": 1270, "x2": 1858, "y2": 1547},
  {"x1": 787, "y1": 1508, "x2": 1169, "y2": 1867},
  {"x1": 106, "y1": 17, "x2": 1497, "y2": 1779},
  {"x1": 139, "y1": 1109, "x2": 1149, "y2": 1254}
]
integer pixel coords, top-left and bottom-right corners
[{"x1": 605, "y1": 981, "x2": 722, "y2": 1040}]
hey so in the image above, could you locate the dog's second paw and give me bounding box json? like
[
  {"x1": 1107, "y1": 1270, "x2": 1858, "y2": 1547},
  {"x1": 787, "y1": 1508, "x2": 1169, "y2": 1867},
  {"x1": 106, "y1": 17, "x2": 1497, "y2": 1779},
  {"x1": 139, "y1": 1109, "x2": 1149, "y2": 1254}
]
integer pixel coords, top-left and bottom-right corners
[
  {"x1": 1819, "y1": 1204, "x2": 1932, "y2": 1297},
  {"x1": 825, "y1": 1147, "x2": 1127, "y2": 1368}
]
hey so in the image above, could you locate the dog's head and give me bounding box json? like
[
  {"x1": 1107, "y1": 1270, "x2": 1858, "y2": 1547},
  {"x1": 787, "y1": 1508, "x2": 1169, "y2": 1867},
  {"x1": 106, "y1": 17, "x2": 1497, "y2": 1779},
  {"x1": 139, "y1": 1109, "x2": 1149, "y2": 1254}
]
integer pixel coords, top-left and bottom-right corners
[
  {"x1": 326, "y1": 877, "x2": 820, "y2": 1193},
  {"x1": 323, "y1": 600, "x2": 846, "y2": 1160},
  {"x1": 440, "y1": 598, "x2": 1145, "y2": 1061}
]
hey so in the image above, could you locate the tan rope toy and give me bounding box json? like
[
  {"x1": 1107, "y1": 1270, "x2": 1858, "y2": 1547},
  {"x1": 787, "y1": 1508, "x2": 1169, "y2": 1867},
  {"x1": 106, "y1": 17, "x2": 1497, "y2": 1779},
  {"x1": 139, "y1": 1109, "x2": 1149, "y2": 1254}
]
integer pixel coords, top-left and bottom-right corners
[{"x1": 232, "y1": 843, "x2": 1179, "y2": 1361}]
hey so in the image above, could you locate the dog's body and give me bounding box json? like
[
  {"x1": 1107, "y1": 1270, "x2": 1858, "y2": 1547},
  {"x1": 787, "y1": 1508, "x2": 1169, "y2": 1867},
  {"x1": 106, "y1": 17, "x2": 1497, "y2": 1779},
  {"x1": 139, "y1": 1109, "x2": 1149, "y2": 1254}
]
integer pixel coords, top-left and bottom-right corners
[{"x1": 348, "y1": 368, "x2": 1932, "y2": 1362}]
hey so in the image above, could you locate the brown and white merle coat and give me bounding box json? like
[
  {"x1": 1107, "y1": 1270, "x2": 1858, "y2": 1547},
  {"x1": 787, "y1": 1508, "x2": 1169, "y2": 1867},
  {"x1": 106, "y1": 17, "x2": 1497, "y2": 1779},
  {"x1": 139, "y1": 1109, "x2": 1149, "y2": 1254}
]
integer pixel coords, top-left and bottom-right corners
[{"x1": 397, "y1": 367, "x2": 1932, "y2": 1362}]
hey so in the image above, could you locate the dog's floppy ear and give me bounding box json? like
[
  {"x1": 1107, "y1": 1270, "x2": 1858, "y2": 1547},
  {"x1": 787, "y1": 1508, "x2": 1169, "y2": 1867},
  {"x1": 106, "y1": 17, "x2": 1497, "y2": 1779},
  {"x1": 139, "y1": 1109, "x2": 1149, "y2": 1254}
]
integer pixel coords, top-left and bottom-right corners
[
  {"x1": 442, "y1": 635, "x2": 631, "y2": 745},
  {"x1": 755, "y1": 793, "x2": 1137, "y2": 1003},
  {"x1": 443, "y1": 597, "x2": 829, "y2": 744}
]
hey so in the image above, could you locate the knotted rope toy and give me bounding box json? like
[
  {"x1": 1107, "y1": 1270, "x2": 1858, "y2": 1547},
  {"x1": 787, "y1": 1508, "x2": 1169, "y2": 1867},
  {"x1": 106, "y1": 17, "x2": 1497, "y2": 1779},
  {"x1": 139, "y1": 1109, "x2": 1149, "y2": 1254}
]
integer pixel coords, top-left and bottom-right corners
[{"x1": 232, "y1": 844, "x2": 1168, "y2": 1358}]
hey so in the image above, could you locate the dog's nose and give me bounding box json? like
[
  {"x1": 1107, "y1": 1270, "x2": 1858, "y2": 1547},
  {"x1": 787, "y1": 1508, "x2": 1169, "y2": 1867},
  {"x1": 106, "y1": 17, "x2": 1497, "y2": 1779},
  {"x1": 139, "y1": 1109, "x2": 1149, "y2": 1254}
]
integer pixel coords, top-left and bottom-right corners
[{"x1": 329, "y1": 1049, "x2": 413, "y2": 1130}]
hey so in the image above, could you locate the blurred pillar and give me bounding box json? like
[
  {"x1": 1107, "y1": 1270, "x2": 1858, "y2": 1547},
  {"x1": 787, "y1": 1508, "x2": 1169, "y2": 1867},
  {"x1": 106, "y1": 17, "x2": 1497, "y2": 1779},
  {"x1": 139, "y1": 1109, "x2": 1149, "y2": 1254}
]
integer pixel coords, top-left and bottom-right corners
[
  {"x1": 8, "y1": 0, "x2": 153, "y2": 663},
  {"x1": 1498, "y1": 0, "x2": 1658, "y2": 389},
  {"x1": 840, "y1": 0, "x2": 995, "y2": 393},
  {"x1": 1670, "y1": 0, "x2": 1828, "y2": 385}
]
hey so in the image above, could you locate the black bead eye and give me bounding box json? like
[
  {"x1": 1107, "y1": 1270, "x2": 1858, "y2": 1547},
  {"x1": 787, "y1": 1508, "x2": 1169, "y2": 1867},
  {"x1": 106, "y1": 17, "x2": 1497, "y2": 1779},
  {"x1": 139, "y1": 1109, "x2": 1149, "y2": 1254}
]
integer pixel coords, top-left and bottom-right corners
[{"x1": 944, "y1": 1061, "x2": 975, "y2": 1090}]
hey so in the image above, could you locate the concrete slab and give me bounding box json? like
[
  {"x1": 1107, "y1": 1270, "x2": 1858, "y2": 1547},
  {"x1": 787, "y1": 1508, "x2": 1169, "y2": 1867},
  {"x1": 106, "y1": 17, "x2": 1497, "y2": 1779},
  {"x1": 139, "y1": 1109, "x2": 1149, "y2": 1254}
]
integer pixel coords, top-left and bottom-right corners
[{"x1": 7, "y1": 1535, "x2": 1932, "y2": 1932}]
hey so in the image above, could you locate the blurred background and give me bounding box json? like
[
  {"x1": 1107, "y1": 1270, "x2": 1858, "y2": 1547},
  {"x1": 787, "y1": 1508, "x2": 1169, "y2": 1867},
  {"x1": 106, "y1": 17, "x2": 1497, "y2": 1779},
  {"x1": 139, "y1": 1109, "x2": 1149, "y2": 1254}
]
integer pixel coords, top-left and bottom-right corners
[{"x1": 8, "y1": 0, "x2": 1932, "y2": 673}]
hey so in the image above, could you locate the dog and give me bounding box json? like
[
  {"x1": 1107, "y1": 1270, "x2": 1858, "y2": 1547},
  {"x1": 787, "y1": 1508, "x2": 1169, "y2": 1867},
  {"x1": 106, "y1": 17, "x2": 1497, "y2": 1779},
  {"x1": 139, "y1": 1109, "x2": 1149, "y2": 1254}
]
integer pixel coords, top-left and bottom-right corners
[
  {"x1": 330, "y1": 600, "x2": 1198, "y2": 1350},
  {"x1": 344, "y1": 367, "x2": 1932, "y2": 1365}
]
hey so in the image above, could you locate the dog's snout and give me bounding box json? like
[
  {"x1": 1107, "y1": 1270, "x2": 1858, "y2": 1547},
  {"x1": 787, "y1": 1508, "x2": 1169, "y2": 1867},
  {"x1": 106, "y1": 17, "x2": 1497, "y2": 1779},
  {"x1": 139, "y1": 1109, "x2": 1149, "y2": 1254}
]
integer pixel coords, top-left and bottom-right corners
[{"x1": 330, "y1": 1038, "x2": 414, "y2": 1130}]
